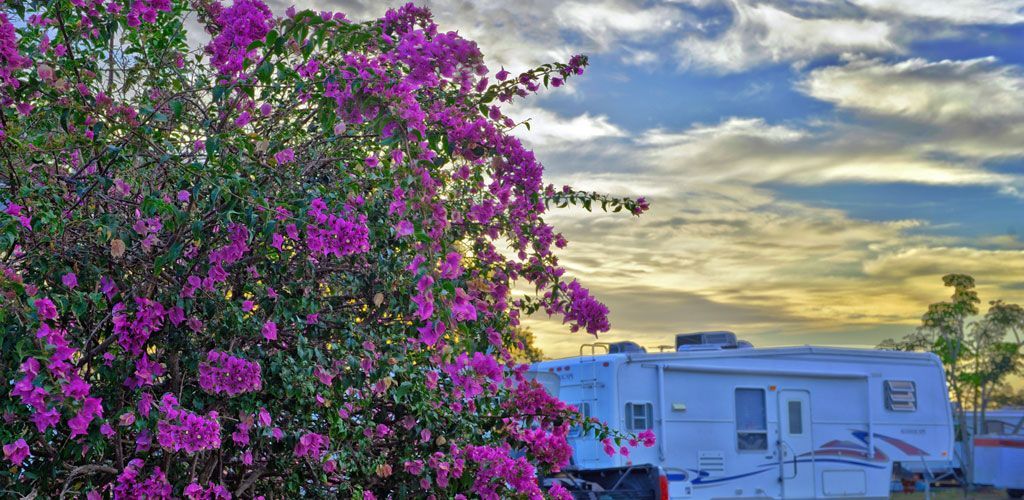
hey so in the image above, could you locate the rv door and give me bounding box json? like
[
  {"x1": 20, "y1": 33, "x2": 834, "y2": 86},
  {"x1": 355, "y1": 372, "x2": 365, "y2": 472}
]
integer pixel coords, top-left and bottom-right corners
[{"x1": 778, "y1": 389, "x2": 815, "y2": 498}]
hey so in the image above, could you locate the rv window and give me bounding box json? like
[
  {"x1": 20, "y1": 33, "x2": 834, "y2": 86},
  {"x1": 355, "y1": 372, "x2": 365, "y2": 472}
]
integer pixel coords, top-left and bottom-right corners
[
  {"x1": 736, "y1": 388, "x2": 767, "y2": 451},
  {"x1": 788, "y1": 400, "x2": 803, "y2": 435},
  {"x1": 985, "y1": 420, "x2": 1006, "y2": 434},
  {"x1": 569, "y1": 402, "x2": 592, "y2": 437},
  {"x1": 884, "y1": 380, "x2": 917, "y2": 412},
  {"x1": 625, "y1": 402, "x2": 654, "y2": 431}
]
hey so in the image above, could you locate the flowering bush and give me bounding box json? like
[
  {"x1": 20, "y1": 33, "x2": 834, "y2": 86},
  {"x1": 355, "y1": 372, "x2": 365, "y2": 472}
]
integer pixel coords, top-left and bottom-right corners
[{"x1": 0, "y1": 0, "x2": 650, "y2": 497}]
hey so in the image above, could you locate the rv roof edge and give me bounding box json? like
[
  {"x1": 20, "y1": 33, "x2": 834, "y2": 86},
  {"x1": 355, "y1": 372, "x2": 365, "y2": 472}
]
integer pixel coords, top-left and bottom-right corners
[{"x1": 545, "y1": 344, "x2": 944, "y2": 363}]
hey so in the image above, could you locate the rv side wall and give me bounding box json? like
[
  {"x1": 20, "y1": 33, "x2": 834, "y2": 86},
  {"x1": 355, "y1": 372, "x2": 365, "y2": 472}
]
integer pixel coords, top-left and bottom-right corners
[{"x1": 534, "y1": 347, "x2": 955, "y2": 499}]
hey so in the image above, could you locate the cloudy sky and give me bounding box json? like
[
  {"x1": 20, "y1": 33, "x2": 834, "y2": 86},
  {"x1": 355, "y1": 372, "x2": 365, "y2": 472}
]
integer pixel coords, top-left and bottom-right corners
[{"x1": 298, "y1": 0, "x2": 1024, "y2": 357}]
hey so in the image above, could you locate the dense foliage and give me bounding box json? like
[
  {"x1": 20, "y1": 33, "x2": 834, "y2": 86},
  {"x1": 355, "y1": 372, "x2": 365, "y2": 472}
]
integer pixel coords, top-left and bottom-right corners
[{"x1": 0, "y1": 0, "x2": 650, "y2": 497}]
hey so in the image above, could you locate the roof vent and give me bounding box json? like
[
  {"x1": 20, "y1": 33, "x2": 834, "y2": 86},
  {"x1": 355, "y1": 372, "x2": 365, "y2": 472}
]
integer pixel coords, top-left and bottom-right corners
[
  {"x1": 676, "y1": 331, "x2": 737, "y2": 349},
  {"x1": 608, "y1": 341, "x2": 646, "y2": 354}
]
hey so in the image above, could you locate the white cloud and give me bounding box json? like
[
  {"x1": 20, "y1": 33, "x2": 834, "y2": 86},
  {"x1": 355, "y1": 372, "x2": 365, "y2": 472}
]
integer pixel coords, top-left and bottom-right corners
[
  {"x1": 274, "y1": 0, "x2": 684, "y2": 74},
  {"x1": 505, "y1": 106, "x2": 627, "y2": 147},
  {"x1": 639, "y1": 117, "x2": 808, "y2": 145},
  {"x1": 800, "y1": 56, "x2": 1024, "y2": 123},
  {"x1": 676, "y1": 0, "x2": 897, "y2": 73},
  {"x1": 621, "y1": 49, "x2": 660, "y2": 66},
  {"x1": 799, "y1": 56, "x2": 1024, "y2": 160},
  {"x1": 670, "y1": 0, "x2": 1024, "y2": 74},
  {"x1": 555, "y1": 1, "x2": 683, "y2": 45},
  {"x1": 849, "y1": 0, "x2": 1024, "y2": 25},
  {"x1": 635, "y1": 117, "x2": 1019, "y2": 187}
]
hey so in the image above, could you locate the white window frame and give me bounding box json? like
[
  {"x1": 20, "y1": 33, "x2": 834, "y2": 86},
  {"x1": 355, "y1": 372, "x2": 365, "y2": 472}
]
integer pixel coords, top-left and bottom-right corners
[
  {"x1": 735, "y1": 387, "x2": 768, "y2": 452},
  {"x1": 624, "y1": 402, "x2": 654, "y2": 431}
]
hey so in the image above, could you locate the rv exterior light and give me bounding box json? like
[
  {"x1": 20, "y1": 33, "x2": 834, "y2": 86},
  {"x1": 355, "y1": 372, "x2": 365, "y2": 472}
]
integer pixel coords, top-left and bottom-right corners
[
  {"x1": 769, "y1": 385, "x2": 777, "y2": 391},
  {"x1": 672, "y1": 403, "x2": 687, "y2": 412}
]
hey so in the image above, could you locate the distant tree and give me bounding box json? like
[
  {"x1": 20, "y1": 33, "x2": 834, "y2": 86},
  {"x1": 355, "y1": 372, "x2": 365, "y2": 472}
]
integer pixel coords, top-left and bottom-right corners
[
  {"x1": 989, "y1": 385, "x2": 1024, "y2": 409},
  {"x1": 878, "y1": 274, "x2": 1024, "y2": 486},
  {"x1": 509, "y1": 326, "x2": 545, "y2": 363}
]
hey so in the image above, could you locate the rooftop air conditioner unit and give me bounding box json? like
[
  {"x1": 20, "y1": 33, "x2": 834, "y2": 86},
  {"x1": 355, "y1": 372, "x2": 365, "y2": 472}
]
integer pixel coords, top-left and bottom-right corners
[{"x1": 675, "y1": 331, "x2": 738, "y2": 349}]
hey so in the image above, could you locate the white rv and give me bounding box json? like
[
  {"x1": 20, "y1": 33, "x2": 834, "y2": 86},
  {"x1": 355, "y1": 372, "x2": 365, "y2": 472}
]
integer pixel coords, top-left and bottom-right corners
[{"x1": 531, "y1": 332, "x2": 955, "y2": 499}]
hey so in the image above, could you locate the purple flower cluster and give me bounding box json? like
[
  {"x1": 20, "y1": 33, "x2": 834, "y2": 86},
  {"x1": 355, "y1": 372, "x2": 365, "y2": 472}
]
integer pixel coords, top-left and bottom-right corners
[
  {"x1": 132, "y1": 215, "x2": 163, "y2": 251},
  {"x1": 112, "y1": 459, "x2": 172, "y2": 499},
  {"x1": 2, "y1": 439, "x2": 29, "y2": 466},
  {"x1": 156, "y1": 394, "x2": 222, "y2": 454},
  {"x1": 183, "y1": 481, "x2": 233, "y2": 499},
  {"x1": 304, "y1": 198, "x2": 370, "y2": 258},
  {"x1": 125, "y1": 353, "x2": 166, "y2": 389},
  {"x1": 182, "y1": 224, "x2": 251, "y2": 298},
  {"x1": 634, "y1": 429, "x2": 657, "y2": 448},
  {"x1": 112, "y1": 297, "x2": 166, "y2": 356},
  {"x1": 11, "y1": 289, "x2": 105, "y2": 440},
  {"x1": 294, "y1": 432, "x2": 329, "y2": 459},
  {"x1": 127, "y1": 0, "x2": 172, "y2": 27},
  {"x1": 273, "y1": 147, "x2": 295, "y2": 164},
  {"x1": 34, "y1": 297, "x2": 58, "y2": 320},
  {"x1": 469, "y1": 352, "x2": 501, "y2": 381},
  {"x1": 68, "y1": 397, "x2": 104, "y2": 438},
  {"x1": 198, "y1": 350, "x2": 262, "y2": 396},
  {"x1": 3, "y1": 202, "x2": 31, "y2": 229},
  {"x1": 459, "y1": 445, "x2": 543, "y2": 499},
  {"x1": 561, "y1": 280, "x2": 611, "y2": 335},
  {"x1": 0, "y1": 13, "x2": 29, "y2": 91},
  {"x1": 514, "y1": 425, "x2": 573, "y2": 472},
  {"x1": 207, "y1": 0, "x2": 273, "y2": 74},
  {"x1": 389, "y1": 20, "x2": 484, "y2": 89}
]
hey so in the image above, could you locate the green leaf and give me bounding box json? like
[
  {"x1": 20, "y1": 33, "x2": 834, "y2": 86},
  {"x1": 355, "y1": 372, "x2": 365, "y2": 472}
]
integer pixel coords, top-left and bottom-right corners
[{"x1": 170, "y1": 100, "x2": 183, "y2": 120}]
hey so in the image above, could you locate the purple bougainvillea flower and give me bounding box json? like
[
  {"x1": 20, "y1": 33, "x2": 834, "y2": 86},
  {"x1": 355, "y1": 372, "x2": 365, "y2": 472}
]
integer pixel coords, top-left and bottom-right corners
[
  {"x1": 637, "y1": 429, "x2": 657, "y2": 447},
  {"x1": 234, "y1": 111, "x2": 251, "y2": 127},
  {"x1": 199, "y1": 351, "x2": 262, "y2": 396},
  {"x1": 31, "y1": 408, "x2": 59, "y2": 433},
  {"x1": 294, "y1": 432, "x2": 328, "y2": 459},
  {"x1": 418, "y1": 321, "x2": 445, "y2": 346},
  {"x1": 261, "y1": 320, "x2": 277, "y2": 341},
  {"x1": 2, "y1": 439, "x2": 29, "y2": 466},
  {"x1": 61, "y1": 272, "x2": 78, "y2": 289},
  {"x1": 394, "y1": 220, "x2": 414, "y2": 237},
  {"x1": 274, "y1": 148, "x2": 295, "y2": 164},
  {"x1": 34, "y1": 297, "x2": 58, "y2": 321},
  {"x1": 207, "y1": 0, "x2": 273, "y2": 74}
]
